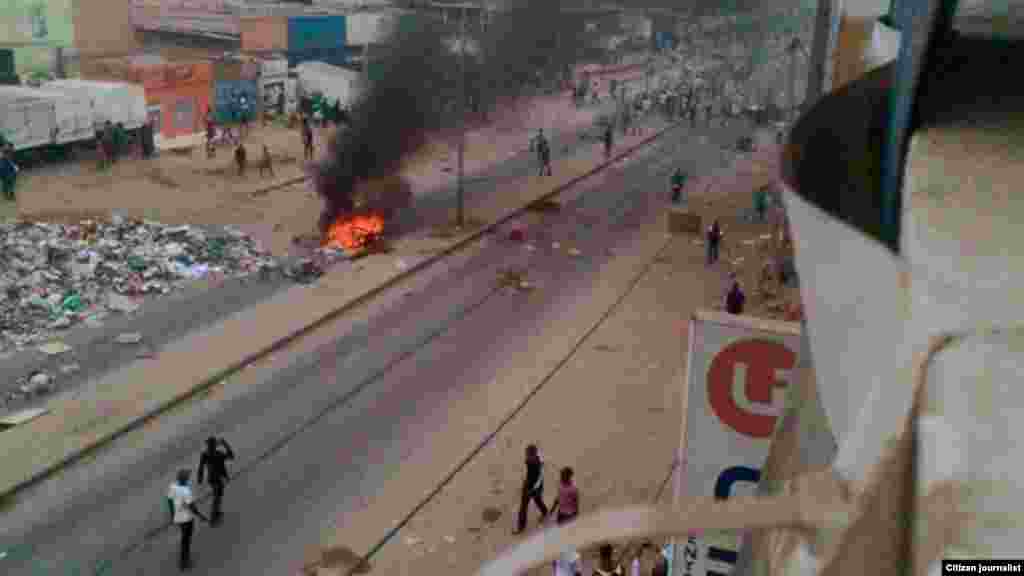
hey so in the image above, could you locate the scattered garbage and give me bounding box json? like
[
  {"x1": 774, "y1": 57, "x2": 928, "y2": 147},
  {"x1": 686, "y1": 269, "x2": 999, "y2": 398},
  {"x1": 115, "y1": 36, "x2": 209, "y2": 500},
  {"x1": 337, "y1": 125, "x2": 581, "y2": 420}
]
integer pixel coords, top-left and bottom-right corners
[
  {"x1": 284, "y1": 258, "x2": 324, "y2": 284},
  {"x1": 116, "y1": 332, "x2": 143, "y2": 344},
  {"x1": 38, "y1": 341, "x2": 71, "y2": 355},
  {"x1": 59, "y1": 363, "x2": 80, "y2": 375},
  {"x1": 524, "y1": 243, "x2": 537, "y2": 252},
  {"x1": 0, "y1": 218, "x2": 275, "y2": 353},
  {"x1": 28, "y1": 371, "x2": 52, "y2": 394},
  {"x1": 508, "y1": 227, "x2": 526, "y2": 243},
  {"x1": 404, "y1": 536, "x2": 423, "y2": 547},
  {"x1": 107, "y1": 292, "x2": 141, "y2": 314},
  {"x1": 443, "y1": 536, "x2": 456, "y2": 545},
  {"x1": 567, "y1": 247, "x2": 582, "y2": 258}
]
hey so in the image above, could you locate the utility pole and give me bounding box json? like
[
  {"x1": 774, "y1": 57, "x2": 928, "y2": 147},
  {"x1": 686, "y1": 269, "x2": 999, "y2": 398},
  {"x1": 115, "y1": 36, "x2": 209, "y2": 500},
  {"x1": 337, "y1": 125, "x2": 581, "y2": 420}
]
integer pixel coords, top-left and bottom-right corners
[
  {"x1": 455, "y1": 3, "x2": 467, "y2": 228},
  {"x1": 806, "y1": 0, "x2": 842, "y2": 107},
  {"x1": 787, "y1": 37, "x2": 804, "y2": 123}
]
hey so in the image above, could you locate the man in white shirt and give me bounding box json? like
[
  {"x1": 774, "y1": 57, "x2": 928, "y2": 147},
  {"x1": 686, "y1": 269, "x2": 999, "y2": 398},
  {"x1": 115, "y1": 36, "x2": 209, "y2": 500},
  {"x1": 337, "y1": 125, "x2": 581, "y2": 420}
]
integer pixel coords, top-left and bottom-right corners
[
  {"x1": 167, "y1": 469, "x2": 209, "y2": 571},
  {"x1": 554, "y1": 548, "x2": 582, "y2": 576}
]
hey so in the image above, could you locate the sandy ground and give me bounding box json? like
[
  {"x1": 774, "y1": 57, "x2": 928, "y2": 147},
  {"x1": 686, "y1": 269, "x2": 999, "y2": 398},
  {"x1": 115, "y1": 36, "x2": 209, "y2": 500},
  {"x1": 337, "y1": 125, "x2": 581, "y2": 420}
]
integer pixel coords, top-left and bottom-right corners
[{"x1": 7, "y1": 93, "x2": 604, "y2": 259}]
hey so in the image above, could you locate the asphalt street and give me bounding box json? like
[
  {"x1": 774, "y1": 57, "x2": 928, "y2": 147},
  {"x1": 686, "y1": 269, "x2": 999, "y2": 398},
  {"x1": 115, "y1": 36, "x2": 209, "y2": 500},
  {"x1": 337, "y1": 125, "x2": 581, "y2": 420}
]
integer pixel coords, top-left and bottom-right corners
[
  {"x1": 0, "y1": 98, "x2": 630, "y2": 420},
  {"x1": 0, "y1": 116, "x2": 750, "y2": 576}
]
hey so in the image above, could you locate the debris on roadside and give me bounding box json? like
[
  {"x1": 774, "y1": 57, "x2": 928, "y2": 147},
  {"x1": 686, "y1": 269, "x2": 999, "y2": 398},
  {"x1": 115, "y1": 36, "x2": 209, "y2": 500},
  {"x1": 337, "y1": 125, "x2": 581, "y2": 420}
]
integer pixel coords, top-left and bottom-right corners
[
  {"x1": 59, "y1": 363, "x2": 81, "y2": 375},
  {"x1": 567, "y1": 247, "x2": 582, "y2": 258},
  {"x1": 284, "y1": 258, "x2": 324, "y2": 284},
  {"x1": 38, "y1": 341, "x2": 71, "y2": 355},
  {"x1": 497, "y1": 268, "x2": 533, "y2": 292},
  {"x1": 527, "y1": 199, "x2": 562, "y2": 213},
  {"x1": 116, "y1": 332, "x2": 143, "y2": 345},
  {"x1": 0, "y1": 218, "x2": 276, "y2": 354},
  {"x1": 508, "y1": 227, "x2": 526, "y2": 243}
]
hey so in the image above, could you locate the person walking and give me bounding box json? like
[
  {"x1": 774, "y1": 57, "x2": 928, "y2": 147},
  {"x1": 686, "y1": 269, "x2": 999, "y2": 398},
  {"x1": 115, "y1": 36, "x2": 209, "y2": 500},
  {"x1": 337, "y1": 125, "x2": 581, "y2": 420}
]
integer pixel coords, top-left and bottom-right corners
[
  {"x1": 205, "y1": 110, "x2": 217, "y2": 158},
  {"x1": 0, "y1": 148, "x2": 18, "y2": 201},
  {"x1": 725, "y1": 274, "x2": 746, "y2": 315},
  {"x1": 234, "y1": 142, "x2": 247, "y2": 177},
  {"x1": 167, "y1": 469, "x2": 210, "y2": 572},
  {"x1": 594, "y1": 543, "x2": 624, "y2": 576},
  {"x1": 259, "y1": 144, "x2": 274, "y2": 178},
  {"x1": 603, "y1": 123, "x2": 613, "y2": 161},
  {"x1": 239, "y1": 95, "x2": 251, "y2": 139},
  {"x1": 670, "y1": 168, "x2": 687, "y2": 204},
  {"x1": 554, "y1": 548, "x2": 583, "y2": 576},
  {"x1": 302, "y1": 117, "x2": 314, "y2": 161},
  {"x1": 112, "y1": 122, "x2": 127, "y2": 162},
  {"x1": 534, "y1": 129, "x2": 552, "y2": 176},
  {"x1": 549, "y1": 466, "x2": 579, "y2": 525},
  {"x1": 198, "y1": 436, "x2": 235, "y2": 525},
  {"x1": 514, "y1": 444, "x2": 548, "y2": 534},
  {"x1": 706, "y1": 219, "x2": 723, "y2": 266}
]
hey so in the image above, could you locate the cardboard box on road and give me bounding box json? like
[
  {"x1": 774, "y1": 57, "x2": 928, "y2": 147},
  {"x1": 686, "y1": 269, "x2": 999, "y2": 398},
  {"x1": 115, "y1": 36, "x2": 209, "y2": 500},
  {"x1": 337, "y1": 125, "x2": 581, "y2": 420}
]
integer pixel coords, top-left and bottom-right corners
[{"x1": 667, "y1": 207, "x2": 701, "y2": 236}]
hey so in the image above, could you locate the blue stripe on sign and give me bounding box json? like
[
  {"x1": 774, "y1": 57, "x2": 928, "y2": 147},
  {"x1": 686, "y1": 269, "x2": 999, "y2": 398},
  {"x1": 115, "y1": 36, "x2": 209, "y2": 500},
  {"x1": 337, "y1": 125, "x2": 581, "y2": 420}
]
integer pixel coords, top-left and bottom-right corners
[{"x1": 707, "y1": 547, "x2": 738, "y2": 564}]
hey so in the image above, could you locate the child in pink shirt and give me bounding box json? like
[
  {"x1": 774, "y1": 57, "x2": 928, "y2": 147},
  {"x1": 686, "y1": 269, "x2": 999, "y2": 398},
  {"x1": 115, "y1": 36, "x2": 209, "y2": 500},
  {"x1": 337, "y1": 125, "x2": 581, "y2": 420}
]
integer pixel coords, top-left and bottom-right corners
[{"x1": 551, "y1": 467, "x2": 579, "y2": 525}]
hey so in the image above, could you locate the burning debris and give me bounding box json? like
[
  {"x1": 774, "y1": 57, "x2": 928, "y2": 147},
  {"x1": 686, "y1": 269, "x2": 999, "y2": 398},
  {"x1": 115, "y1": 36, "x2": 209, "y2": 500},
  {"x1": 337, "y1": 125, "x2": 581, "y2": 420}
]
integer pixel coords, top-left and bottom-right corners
[{"x1": 323, "y1": 212, "x2": 386, "y2": 254}]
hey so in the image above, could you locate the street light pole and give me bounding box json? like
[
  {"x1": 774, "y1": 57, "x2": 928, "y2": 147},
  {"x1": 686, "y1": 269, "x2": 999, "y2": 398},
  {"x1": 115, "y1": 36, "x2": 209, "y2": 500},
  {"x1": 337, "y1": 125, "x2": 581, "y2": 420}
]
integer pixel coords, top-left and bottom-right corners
[{"x1": 456, "y1": 4, "x2": 467, "y2": 228}]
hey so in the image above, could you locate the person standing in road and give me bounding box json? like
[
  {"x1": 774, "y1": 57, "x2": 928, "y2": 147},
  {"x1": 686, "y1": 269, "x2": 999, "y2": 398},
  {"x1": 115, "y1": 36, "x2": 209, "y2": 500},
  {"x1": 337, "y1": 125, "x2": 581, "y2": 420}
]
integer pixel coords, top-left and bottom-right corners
[
  {"x1": 550, "y1": 466, "x2": 579, "y2": 525},
  {"x1": 239, "y1": 95, "x2": 251, "y2": 139},
  {"x1": 167, "y1": 469, "x2": 210, "y2": 572},
  {"x1": 198, "y1": 437, "x2": 236, "y2": 525},
  {"x1": 603, "y1": 124, "x2": 613, "y2": 161},
  {"x1": 594, "y1": 543, "x2": 624, "y2": 576},
  {"x1": 234, "y1": 142, "x2": 247, "y2": 177},
  {"x1": 514, "y1": 444, "x2": 548, "y2": 534},
  {"x1": 535, "y1": 129, "x2": 552, "y2": 177},
  {"x1": 725, "y1": 274, "x2": 746, "y2": 315},
  {"x1": 706, "y1": 219, "x2": 723, "y2": 266},
  {"x1": 0, "y1": 148, "x2": 18, "y2": 201},
  {"x1": 302, "y1": 117, "x2": 314, "y2": 161},
  {"x1": 554, "y1": 548, "x2": 583, "y2": 576},
  {"x1": 259, "y1": 144, "x2": 274, "y2": 178},
  {"x1": 670, "y1": 168, "x2": 687, "y2": 204}
]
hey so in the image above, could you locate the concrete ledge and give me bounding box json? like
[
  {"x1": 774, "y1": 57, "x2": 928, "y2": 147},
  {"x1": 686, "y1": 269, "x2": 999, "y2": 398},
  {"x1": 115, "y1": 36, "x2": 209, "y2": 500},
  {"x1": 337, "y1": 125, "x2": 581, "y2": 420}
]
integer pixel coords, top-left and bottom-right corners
[{"x1": 0, "y1": 117, "x2": 684, "y2": 500}]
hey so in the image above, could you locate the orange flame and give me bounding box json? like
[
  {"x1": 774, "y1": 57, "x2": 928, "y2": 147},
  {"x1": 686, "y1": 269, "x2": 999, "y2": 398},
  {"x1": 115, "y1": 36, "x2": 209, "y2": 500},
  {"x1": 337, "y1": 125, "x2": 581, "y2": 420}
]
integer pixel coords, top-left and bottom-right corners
[{"x1": 323, "y1": 212, "x2": 386, "y2": 252}]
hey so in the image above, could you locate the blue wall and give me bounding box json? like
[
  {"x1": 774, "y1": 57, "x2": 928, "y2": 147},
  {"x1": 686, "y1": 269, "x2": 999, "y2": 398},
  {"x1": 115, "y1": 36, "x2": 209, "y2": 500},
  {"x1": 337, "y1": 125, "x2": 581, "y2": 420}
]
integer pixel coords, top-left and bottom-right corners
[
  {"x1": 213, "y1": 79, "x2": 259, "y2": 123},
  {"x1": 285, "y1": 46, "x2": 353, "y2": 69},
  {"x1": 287, "y1": 16, "x2": 347, "y2": 52}
]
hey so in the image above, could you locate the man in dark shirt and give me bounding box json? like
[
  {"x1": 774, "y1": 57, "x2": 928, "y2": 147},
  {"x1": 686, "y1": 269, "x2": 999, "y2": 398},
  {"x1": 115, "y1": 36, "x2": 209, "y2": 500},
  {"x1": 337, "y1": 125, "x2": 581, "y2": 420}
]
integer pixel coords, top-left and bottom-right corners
[
  {"x1": 198, "y1": 437, "x2": 235, "y2": 525},
  {"x1": 514, "y1": 444, "x2": 548, "y2": 534},
  {"x1": 603, "y1": 124, "x2": 613, "y2": 161},
  {"x1": 725, "y1": 276, "x2": 746, "y2": 315}
]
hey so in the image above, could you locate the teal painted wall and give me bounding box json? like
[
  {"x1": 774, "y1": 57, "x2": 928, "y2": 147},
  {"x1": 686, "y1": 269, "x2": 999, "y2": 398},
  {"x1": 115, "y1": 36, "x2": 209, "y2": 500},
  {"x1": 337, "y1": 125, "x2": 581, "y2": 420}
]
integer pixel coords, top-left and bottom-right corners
[{"x1": 0, "y1": 0, "x2": 74, "y2": 75}]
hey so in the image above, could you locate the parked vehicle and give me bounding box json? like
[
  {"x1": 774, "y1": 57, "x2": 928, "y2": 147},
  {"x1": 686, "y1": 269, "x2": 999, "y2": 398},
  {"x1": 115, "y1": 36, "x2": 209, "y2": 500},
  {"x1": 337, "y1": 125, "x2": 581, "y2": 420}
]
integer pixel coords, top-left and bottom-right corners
[
  {"x1": 0, "y1": 85, "x2": 95, "y2": 152},
  {"x1": 42, "y1": 79, "x2": 148, "y2": 132}
]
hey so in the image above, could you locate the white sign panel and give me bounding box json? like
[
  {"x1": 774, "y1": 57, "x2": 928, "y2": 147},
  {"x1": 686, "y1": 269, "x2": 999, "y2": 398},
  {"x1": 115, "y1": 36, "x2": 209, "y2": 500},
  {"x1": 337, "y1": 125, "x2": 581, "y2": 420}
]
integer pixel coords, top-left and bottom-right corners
[{"x1": 674, "y1": 311, "x2": 801, "y2": 576}]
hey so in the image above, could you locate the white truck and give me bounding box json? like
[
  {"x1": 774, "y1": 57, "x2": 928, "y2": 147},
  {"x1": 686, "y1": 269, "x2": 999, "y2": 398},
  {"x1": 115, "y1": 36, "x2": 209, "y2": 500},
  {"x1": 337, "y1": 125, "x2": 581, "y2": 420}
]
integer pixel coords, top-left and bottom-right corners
[
  {"x1": 0, "y1": 85, "x2": 95, "y2": 152},
  {"x1": 294, "y1": 61, "x2": 364, "y2": 111},
  {"x1": 42, "y1": 79, "x2": 148, "y2": 132}
]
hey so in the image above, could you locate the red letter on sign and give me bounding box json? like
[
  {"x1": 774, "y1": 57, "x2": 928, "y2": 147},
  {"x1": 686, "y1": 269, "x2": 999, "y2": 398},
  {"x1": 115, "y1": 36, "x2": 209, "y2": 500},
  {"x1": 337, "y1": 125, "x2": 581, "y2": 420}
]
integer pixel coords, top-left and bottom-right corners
[{"x1": 707, "y1": 339, "x2": 796, "y2": 438}]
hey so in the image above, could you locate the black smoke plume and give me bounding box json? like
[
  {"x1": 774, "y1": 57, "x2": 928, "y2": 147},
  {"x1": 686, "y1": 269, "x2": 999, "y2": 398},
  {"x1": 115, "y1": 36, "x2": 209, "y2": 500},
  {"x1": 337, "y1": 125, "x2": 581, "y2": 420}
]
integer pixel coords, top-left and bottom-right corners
[{"x1": 316, "y1": 0, "x2": 590, "y2": 234}]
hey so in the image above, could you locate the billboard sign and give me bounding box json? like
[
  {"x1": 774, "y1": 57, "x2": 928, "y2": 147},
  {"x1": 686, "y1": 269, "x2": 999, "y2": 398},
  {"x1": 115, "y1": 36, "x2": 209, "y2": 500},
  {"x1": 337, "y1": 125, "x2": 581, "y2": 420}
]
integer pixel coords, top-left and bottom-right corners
[{"x1": 674, "y1": 310, "x2": 801, "y2": 576}]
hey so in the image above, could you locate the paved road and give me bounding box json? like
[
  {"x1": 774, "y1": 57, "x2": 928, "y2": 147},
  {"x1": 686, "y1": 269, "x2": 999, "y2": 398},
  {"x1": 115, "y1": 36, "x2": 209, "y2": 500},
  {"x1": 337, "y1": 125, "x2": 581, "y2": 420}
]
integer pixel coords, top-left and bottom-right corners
[
  {"x1": 0, "y1": 118, "x2": 749, "y2": 576},
  {"x1": 0, "y1": 98, "x2": 640, "y2": 420}
]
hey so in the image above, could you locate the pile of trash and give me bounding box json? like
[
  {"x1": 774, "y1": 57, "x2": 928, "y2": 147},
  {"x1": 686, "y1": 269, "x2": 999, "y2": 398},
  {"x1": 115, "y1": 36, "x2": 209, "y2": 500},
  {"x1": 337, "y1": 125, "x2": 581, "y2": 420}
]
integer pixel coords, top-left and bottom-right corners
[{"x1": 0, "y1": 217, "x2": 277, "y2": 353}]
